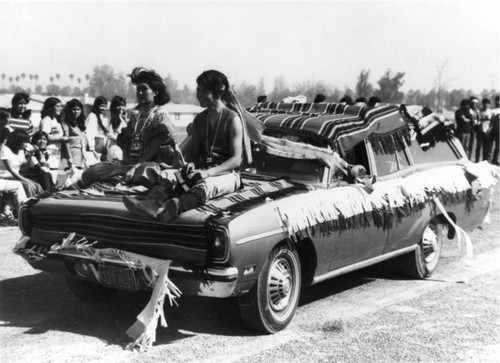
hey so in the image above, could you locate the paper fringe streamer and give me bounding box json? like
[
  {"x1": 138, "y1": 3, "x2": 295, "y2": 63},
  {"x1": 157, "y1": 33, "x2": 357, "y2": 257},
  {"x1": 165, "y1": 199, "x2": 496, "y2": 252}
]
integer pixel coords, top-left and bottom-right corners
[
  {"x1": 50, "y1": 233, "x2": 181, "y2": 352},
  {"x1": 272, "y1": 163, "x2": 498, "y2": 241}
]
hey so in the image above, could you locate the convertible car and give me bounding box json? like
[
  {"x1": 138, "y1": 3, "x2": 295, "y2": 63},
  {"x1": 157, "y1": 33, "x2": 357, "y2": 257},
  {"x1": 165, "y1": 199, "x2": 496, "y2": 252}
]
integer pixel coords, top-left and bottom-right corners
[{"x1": 14, "y1": 101, "x2": 497, "y2": 337}]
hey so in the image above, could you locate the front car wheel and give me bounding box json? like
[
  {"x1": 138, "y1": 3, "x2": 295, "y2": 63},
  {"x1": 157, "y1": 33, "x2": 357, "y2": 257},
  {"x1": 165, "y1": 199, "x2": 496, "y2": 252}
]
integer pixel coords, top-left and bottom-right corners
[
  {"x1": 399, "y1": 221, "x2": 443, "y2": 279},
  {"x1": 238, "y1": 243, "x2": 301, "y2": 333}
]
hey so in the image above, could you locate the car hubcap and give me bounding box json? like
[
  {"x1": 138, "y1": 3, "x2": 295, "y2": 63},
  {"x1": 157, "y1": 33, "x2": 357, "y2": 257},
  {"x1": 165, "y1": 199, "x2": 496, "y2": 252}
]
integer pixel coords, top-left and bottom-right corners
[
  {"x1": 268, "y1": 256, "x2": 293, "y2": 312},
  {"x1": 422, "y1": 224, "x2": 438, "y2": 263}
]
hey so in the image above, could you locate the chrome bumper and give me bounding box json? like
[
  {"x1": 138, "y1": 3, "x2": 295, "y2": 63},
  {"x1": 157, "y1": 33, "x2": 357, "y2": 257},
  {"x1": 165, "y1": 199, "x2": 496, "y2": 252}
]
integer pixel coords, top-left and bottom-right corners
[{"x1": 15, "y1": 246, "x2": 239, "y2": 298}]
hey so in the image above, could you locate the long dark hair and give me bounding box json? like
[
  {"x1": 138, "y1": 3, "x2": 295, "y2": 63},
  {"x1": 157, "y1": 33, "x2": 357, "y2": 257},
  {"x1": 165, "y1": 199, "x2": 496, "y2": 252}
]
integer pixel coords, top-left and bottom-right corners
[
  {"x1": 110, "y1": 95, "x2": 126, "y2": 131},
  {"x1": 31, "y1": 130, "x2": 49, "y2": 147},
  {"x1": 196, "y1": 70, "x2": 231, "y2": 101},
  {"x1": 41, "y1": 97, "x2": 62, "y2": 120},
  {"x1": 91, "y1": 96, "x2": 108, "y2": 133},
  {"x1": 11, "y1": 92, "x2": 31, "y2": 120},
  {"x1": 6, "y1": 128, "x2": 30, "y2": 153},
  {"x1": 64, "y1": 98, "x2": 86, "y2": 131},
  {"x1": 129, "y1": 67, "x2": 171, "y2": 106}
]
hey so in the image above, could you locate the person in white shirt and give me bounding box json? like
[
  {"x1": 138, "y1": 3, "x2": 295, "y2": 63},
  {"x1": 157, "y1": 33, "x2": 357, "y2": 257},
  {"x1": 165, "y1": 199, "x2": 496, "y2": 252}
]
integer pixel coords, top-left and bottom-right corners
[
  {"x1": 107, "y1": 95, "x2": 128, "y2": 161},
  {"x1": 39, "y1": 97, "x2": 67, "y2": 182},
  {"x1": 85, "y1": 96, "x2": 110, "y2": 160},
  {"x1": 1, "y1": 129, "x2": 44, "y2": 197}
]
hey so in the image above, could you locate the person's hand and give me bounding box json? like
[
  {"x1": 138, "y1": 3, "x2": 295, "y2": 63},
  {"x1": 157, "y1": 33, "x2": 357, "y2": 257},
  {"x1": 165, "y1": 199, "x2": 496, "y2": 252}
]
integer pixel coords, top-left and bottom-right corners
[
  {"x1": 23, "y1": 143, "x2": 34, "y2": 152},
  {"x1": 188, "y1": 169, "x2": 209, "y2": 180}
]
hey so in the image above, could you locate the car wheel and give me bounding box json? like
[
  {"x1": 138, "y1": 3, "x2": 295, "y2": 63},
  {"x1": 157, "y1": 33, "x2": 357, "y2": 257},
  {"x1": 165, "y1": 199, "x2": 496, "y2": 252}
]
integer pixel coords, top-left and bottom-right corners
[
  {"x1": 238, "y1": 243, "x2": 301, "y2": 333},
  {"x1": 65, "y1": 276, "x2": 117, "y2": 300},
  {"x1": 399, "y1": 221, "x2": 443, "y2": 279}
]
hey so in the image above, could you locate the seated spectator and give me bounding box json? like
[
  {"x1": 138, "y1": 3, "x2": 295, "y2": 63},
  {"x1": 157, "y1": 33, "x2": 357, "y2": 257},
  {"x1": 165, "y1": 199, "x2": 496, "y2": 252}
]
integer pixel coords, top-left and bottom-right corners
[
  {"x1": 108, "y1": 95, "x2": 128, "y2": 161},
  {"x1": 19, "y1": 131, "x2": 55, "y2": 191},
  {"x1": 1, "y1": 129, "x2": 44, "y2": 197}
]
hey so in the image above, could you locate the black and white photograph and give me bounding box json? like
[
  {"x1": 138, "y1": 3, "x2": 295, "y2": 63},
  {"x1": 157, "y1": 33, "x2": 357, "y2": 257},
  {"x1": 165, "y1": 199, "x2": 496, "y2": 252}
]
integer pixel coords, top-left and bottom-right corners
[{"x1": 0, "y1": 0, "x2": 499, "y2": 361}]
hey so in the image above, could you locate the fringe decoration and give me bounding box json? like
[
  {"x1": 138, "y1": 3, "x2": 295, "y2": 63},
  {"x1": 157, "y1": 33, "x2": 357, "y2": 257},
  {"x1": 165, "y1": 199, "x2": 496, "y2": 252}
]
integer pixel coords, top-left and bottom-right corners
[
  {"x1": 49, "y1": 234, "x2": 181, "y2": 352},
  {"x1": 272, "y1": 164, "x2": 498, "y2": 240}
]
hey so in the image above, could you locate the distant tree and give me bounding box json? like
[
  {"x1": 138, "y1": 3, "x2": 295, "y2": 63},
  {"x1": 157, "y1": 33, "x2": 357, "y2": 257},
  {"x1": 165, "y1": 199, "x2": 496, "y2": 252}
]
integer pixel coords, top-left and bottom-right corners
[
  {"x1": 69, "y1": 74, "x2": 74, "y2": 86},
  {"x1": 34, "y1": 74, "x2": 39, "y2": 85},
  {"x1": 49, "y1": 76, "x2": 54, "y2": 84},
  {"x1": 270, "y1": 75, "x2": 291, "y2": 102},
  {"x1": 373, "y1": 69, "x2": 405, "y2": 103},
  {"x1": 72, "y1": 87, "x2": 83, "y2": 97},
  {"x1": 434, "y1": 60, "x2": 453, "y2": 112},
  {"x1": 235, "y1": 82, "x2": 258, "y2": 107},
  {"x1": 21, "y1": 73, "x2": 26, "y2": 87},
  {"x1": 179, "y1": 84, "x2": 197, "y2": 105},
  {"x1": 163, "y1": 73, "x2": 179, "y2": 102},
  {"x1": 85, "y1": 74, "x2": 91, "y2": 84},
  {"x1": 355, "y1": 69, "x2": 374, "y2": 100},
  {"x1": 9, "y1": 77, "x2": 13, "y2": 84},
  {"x1": 77, "y1": 77, "x2": 82, "y2": 85},
  {"x1": 46, "y1": 84, "x2": 62, "y2": 96},
  {"x1": 257, "y1": 77, "x2": 266, "y2": 98},
  {"x1": 88, "y1": 64, "x2": 132, "y2": 100},
  {"x1": 15, "y1": 75, "x2": 20, "y2": 83},
  {"x1": 35, "y1": 85, "x2": 43, "y2": 94},
  {"x1": 55, "y1": 73, "x2": 61, "y2": 83},
  {"x1": 1, "y1": 73, "x2": 5, "y2": 89}
]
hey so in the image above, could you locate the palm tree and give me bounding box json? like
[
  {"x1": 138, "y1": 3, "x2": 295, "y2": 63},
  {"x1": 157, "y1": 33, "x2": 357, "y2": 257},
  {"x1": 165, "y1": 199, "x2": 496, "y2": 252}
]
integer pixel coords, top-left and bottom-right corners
[
  {"x1": 85, "y1": 73, "x2": 91, "y2": 84},
  {"x1": 77, "y1": 77, "x2": 82, "y2": 85},
  {"x1": 9, "y1": 77, "x2": 13, "y2": 84},
  {"x1": 29, "y1": 74, "x2": 34, "y2": 89},
  {"x1": 15, "y1": 75, "x2": 20, "y2": 84},
  {"x1": 1, "y1": 73, "x2": 5, "y2": 89},
  {"x1": 21, "y1": 73, "x2": 26, "y2": 87},
  {"x1": 49, "y1": 76, "x2": 54, "y2": 84},
  {"x1": 55, "y1": 73, "x2": 61, "y2": 83},
  {"x1": 34, "y1": 74, "x2": 39, "y2": 85}
]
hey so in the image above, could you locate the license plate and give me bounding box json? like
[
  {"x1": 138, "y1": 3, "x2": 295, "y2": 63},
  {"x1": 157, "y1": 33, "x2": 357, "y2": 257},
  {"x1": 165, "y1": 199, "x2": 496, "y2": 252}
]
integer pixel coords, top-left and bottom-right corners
[{"x1": 99, "y1": 265, "x2": 138, "y2": 291}]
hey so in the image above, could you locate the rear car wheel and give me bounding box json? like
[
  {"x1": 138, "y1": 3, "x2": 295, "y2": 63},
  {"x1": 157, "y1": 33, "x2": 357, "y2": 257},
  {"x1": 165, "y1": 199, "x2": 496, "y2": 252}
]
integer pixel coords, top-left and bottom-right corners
[
  {"x1": 399, "y1": 221, "x2": 443, "y2": 279},
  {"x1": 65, "y1": 276, "x2": 117, "y2": 300},
  {"x1": 238, "y1": 243, "x2": 301, "y2": 333}
]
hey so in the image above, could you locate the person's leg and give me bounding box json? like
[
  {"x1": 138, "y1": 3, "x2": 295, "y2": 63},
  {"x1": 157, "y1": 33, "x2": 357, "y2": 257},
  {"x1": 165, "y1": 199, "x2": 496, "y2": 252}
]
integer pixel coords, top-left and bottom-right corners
[
  {"x1": 491, "y1": 131, "x2": 499, "y2": 165},
  {"x1": 0, "y1": 179, "x2": 27, "y2": 215},
  {"x1": 81, "y1": 162, "x2": 133, "y2": 186},
  {"x1": 158, "y1": 172, "x2": 241, "y2": 223},
  {"x1": 122, "y1": 169, "x2": 177, "y2": 219},
  {"x1": 475, "y1": 132, "x2": 484, "y2": 162}
]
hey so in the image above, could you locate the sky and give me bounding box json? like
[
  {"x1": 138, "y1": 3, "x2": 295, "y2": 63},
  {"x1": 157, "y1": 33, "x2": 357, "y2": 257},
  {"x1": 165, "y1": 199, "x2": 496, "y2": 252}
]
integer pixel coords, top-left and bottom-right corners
[{"x1": 0, "y1": 0, "x2": 499, "y2": 95}]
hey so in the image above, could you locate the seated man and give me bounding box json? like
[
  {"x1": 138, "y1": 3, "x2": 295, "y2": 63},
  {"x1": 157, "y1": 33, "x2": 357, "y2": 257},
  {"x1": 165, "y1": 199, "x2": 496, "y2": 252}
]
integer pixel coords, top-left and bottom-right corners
[{"x1": 123, "y1": 70, "x2": 244, "y2": 222}]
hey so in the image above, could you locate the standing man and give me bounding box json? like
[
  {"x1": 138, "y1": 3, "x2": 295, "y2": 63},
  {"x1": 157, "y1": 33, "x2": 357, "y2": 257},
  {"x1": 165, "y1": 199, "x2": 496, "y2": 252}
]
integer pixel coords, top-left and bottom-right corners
[
  {"x1": 490, "y1": 95, "x2": 500, "y2": 165},
  {"x1": 455, "y1": 99, "x2": 474, "y2": 158},
  {"x1": 477, "y1": 98, "x2": 493, "y2": 162}
]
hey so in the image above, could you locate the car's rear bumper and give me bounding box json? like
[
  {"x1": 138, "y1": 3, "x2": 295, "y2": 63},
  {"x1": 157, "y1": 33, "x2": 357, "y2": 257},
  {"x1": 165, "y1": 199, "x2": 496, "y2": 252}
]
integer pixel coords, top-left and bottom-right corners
[{"x1": 14, "y1": 244, "x2": 239, "y2": 298}]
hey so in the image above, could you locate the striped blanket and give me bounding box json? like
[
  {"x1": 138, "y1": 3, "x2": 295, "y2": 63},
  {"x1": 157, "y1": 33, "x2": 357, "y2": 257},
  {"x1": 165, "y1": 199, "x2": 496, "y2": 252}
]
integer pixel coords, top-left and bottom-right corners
[{"x1": 250, "y1": 102, "x2": 406, "y2": 152}]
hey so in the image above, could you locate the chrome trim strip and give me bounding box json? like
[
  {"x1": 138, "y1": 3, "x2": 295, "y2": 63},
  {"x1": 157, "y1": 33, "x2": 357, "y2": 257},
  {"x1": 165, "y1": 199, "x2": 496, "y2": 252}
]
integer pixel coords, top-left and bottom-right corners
[
  {"x1": 47, "y1": 249, "x2": 238, "y2": 278},
  {"x1": 236, "y1": 229, "x2": 284, "y2": 245},
  {"x1": 312, "y1": 245, "x2": 418, "y2": 285}
]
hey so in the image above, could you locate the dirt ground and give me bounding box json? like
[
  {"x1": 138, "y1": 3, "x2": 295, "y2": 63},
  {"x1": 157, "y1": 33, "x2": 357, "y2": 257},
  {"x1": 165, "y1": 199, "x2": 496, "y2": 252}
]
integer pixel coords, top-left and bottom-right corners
[{"x1": 0, "y1": 188, "x2": 499, "y2": 362}]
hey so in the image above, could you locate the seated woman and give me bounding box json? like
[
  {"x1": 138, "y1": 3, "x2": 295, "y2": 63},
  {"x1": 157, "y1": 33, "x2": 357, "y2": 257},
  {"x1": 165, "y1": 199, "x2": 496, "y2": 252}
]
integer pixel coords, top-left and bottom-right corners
[
  {"x1": 81, "y1": 67, "x2": 178, "y2": 186},
  {"x1": 0, "y1": 129, "x2": 44, "y2": 197},
  {"x1": 19, "y1": 131, "x2": 55, "y2": 191},
  {"x1": 61, "y1": 99, "x2": 87, "y2": 170},
  {"x1": 124, "y1": 70, "x2": 247, "y2": 222},
  {"x1": 106, "y1": 95, "x2": 128, "y2": 162}
]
